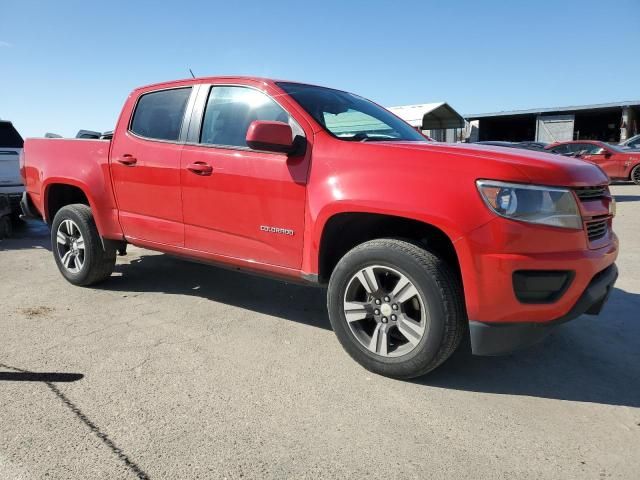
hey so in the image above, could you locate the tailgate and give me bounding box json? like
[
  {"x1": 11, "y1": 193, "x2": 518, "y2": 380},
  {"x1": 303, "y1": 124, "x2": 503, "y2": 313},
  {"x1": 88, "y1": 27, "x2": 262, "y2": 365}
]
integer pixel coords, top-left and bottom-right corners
[
  {"x1": 0, "y1": 122, "x2": 24, "y2": 188},
  {"x1": 0, "y1": 148, "x2": 23, "y2": 187}
]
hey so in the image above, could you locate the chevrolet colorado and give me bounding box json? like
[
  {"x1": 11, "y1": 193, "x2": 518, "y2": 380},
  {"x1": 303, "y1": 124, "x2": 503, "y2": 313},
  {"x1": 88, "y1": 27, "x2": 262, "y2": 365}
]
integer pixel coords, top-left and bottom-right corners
[{"x1": 21, "y1": 77, "x2": 619, "y2": 378}]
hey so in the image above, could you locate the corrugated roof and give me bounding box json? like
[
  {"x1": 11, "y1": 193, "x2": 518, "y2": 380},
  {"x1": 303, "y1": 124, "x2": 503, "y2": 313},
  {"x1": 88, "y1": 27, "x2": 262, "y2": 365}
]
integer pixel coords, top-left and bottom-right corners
[
  {"x1": 465, "y1": 100, "x2": 640, "y2": 119},
  {"x1": 388, "y1": 103, "x2": 465, "y2": 129}
]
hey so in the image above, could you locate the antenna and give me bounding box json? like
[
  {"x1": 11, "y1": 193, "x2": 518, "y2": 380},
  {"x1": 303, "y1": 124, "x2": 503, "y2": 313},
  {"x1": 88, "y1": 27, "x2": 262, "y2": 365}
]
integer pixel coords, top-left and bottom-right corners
[{"x1": 189, "y1": 68, "x2": 196, "y2": 79}]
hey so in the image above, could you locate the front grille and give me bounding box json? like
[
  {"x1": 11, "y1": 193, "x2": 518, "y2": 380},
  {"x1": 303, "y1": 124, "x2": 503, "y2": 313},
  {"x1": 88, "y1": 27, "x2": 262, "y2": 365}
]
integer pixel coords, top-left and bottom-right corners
[
  {"x1": 586, "y1": 218, "x2": 608, "y2": 241},
  {"x1": 575, "y1": 186, "x2": 606, "y2": 201}
]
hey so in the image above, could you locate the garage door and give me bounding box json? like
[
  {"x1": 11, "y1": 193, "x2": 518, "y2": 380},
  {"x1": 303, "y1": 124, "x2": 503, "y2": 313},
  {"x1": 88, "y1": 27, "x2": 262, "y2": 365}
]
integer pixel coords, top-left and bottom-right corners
[{"x1": 536, "y1": 114, "x2": 575, "y2": 143}]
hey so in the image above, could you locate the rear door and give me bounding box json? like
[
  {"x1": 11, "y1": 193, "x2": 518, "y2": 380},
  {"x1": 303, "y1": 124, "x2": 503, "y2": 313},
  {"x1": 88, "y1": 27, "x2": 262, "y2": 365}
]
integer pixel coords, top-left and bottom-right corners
[
  {"x1": 180, "y1": 84, "x2": 309, "y2": 268},
  {"x1": 0, "y1": 122, "x2": 24, "y2": 192},
  {"x1": 110, "y1": 87, "x2": 193, "y2": 246}
]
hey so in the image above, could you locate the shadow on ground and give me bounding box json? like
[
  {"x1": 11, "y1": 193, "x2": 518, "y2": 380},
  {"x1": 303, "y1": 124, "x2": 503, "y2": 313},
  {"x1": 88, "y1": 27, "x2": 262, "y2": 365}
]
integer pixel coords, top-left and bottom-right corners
[
  {"x1": 420, "y1": 287, "x2": 640, "y2": 407},
  {"x1": 102, "y1": 254, "x2": 640, "y2": 407},
  {"x1": 0, "y1": 363, "x2": 150, "y2": 479},
  {"x1": 614, "y1": 194, "x2": 640, "y2": 203},
  {"x1": 0, "y1": 371, "x2": 83, "y2": 382},
  {"x1": 0, "y1": 219, "x2": 50, "y2": 251},
  {"x1": 102, "y1": 253, "x2": 331, "y2": 331}
]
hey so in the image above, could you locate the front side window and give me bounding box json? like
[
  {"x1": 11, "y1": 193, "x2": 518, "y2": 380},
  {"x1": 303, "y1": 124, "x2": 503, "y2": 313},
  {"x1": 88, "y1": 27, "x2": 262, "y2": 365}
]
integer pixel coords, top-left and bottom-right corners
[
  {"x1": 566, "y1": 144, "x2": 585, "y2": 154},
  {"x1": 200, "y1": 86, "x2": 300, "y2": 147},
  {"x1": 277, "y1": 82, "x2": 426, "y2": 142},
  {"x1": 130, "y1": 88, "x2": 191, "y2": 141},
  {"x1": 582, "y1": 144, "x2": 606, "y2": 155}
]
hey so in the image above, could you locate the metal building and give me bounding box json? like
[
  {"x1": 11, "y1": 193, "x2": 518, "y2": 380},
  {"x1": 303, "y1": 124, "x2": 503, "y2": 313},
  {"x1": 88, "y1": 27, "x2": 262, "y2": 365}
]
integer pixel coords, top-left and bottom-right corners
[
  {"x1": 387, "y1": 103, "x2": 466, "y2": 141},
  {"x1": 465, "y1": 101, "x2": 640, "y2": 144}
]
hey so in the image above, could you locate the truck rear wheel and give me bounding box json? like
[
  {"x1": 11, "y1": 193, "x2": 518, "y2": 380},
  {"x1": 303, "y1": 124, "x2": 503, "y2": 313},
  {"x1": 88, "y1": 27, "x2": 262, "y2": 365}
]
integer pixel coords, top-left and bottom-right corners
[
  {"x1": 0, "y1": 215, "x2": 12, "y2": 239},
  {"x1": 51, "y1": 204, "x2": 116, "y2": 286},
  {"x1": 327, "y1": 239, "x2": 465, "y2": 379}
]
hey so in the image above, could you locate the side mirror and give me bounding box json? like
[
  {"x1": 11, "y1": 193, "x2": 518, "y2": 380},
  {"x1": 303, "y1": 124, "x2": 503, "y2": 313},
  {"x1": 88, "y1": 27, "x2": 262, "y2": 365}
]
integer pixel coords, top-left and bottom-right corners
[{"x1": 246, "y1": 121, "x2": 294, "y2": 154}]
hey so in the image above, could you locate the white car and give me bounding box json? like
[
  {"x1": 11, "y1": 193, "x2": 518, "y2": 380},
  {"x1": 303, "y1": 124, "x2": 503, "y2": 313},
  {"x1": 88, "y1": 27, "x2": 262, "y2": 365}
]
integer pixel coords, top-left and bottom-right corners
[{"x1": 0, "y1": 121, "x2": 24, "y2": 215}]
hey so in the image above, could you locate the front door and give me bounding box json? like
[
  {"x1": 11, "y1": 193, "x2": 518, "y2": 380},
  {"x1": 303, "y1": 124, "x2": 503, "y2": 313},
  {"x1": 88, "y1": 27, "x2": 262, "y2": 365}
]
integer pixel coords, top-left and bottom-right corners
[
  {"x1": 110, "y1": 87, "x2": 192, "y2": 246},
  {"x1": 180, "y1": 85, "x2": 309, "y2": 269},
  {"x1": 579, "y1": 144, "x2": 620, "y2": 178}
]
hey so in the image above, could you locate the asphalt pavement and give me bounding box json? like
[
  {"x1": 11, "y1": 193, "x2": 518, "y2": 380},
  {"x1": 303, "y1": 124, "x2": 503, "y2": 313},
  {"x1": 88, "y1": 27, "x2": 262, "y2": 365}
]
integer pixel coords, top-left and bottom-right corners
[{"x1": 1, "y1": 184, "x2": 639, "y2": 479}]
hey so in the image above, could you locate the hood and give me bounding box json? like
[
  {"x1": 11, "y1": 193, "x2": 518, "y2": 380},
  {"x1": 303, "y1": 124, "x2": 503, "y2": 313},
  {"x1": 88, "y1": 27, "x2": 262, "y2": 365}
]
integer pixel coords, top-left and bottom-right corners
[{"x1": 369, "y1": 141, "x2": 609, "y2": 187}]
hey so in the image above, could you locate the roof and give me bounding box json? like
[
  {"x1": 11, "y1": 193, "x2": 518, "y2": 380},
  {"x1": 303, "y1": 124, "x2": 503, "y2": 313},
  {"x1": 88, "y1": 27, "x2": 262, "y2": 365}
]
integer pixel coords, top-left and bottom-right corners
[
  {"x1": 465, "y1": 100, "x2": 640, "y2": 119},
  {"x1": 388, "y1": 103, "x2": 465, "y2": 129},
  {"x1": 133, "y1": 75, "x2": 274, "y2": 92},
  {"x1": 133, "y1": 76, "x2": 342, "y2": 92}
]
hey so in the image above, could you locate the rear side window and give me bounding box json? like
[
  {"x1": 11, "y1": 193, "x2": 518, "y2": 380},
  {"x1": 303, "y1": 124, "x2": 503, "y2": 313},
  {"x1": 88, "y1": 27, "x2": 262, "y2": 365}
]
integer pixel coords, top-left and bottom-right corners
[
  {"x1": 130, "y1": 88, "x2": 191, "y2": 141},
  {"x1": 0, "y1": 122, "x2": 24, "y2": 148},
  {"x1": 199, "y1": 86, "x2": 300, "y2": 148}
]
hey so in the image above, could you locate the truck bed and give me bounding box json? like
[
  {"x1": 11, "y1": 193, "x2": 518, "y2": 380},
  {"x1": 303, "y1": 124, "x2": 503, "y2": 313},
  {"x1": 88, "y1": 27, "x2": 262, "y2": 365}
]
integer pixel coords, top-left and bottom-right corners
[{"x1": 23, "y1": 138, "x2": 123, "y2": 238}]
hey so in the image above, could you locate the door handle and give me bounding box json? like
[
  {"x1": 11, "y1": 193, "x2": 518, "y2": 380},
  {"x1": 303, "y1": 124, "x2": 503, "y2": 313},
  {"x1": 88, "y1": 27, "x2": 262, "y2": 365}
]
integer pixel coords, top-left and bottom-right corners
[
  {"x1": 118, "y1": 154, "x2": 137, "y2": 166},
  {"x1": 187, "y1": 162, "x2": 213, "y2": 176}
]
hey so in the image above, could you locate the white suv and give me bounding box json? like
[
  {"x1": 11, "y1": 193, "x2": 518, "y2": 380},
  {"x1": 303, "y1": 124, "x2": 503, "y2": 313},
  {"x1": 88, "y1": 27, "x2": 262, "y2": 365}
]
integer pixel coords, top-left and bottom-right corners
[{"x1": 0, "y1": 121, "x2": 24, "y2": 215}]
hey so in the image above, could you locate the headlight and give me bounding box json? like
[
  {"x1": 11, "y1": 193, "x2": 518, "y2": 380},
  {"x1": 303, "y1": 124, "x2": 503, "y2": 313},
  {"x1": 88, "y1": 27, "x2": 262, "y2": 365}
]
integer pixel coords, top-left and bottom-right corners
[{"x1": 476, "y1": 180, "x2": 582, "y2": 229}]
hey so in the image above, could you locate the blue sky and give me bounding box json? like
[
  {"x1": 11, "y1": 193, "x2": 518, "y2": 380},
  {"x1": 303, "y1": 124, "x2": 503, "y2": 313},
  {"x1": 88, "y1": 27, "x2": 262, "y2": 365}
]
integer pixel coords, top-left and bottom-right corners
[{"x1": 1, "y1": 0, "x2": 639, "y2": 138}]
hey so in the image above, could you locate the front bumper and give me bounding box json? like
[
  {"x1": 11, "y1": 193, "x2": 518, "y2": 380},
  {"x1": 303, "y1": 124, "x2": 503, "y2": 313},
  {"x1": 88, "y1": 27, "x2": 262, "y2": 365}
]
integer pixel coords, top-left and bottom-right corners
[{"x1": 469, "y1": 263, "x2": 618, "y2": 355}]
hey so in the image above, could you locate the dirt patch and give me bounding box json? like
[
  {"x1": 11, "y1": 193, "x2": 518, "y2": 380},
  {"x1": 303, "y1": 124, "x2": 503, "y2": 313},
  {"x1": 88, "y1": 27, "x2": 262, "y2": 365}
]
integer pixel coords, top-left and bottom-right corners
[{"x1": 18, "y1": 306, "x2": 55, "y2": 318}]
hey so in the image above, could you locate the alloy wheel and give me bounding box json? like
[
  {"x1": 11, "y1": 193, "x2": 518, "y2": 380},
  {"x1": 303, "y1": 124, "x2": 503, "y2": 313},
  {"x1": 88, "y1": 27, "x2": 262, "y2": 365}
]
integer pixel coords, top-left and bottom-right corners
[
  {"x1": 343, "y1": 265, "x2": 427, "y2": 357},
  {"x1": 56, "y1": 219, "x2": 85, "y2": 273}
]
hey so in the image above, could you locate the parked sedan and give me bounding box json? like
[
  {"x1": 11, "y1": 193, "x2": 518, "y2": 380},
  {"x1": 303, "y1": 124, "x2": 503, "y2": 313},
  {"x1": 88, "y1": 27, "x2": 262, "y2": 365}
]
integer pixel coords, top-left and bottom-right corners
[
  {"x1": 516, "y1": 141, "x2": 548, "y2": 151},
  {"x1": 473, "y1": 141, "x2": 547, "y2": 151},
  {"x1": 545, "y1": 140, "x2": 640, "y2": 184}
]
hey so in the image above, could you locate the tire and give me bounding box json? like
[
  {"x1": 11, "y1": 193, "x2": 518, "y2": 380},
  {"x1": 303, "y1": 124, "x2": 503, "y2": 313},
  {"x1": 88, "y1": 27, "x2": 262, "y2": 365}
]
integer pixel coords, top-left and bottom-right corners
[
  {"x1": 0, "y1": 215, "x2": 12, "y2": 239},
  {"x1": 631, "y1": 165, "x2": 640, "y2": 186},
  {"x1": 10, "y1": 211, "x2": 23, "y2": 225},
  {"x1": 327, "y1": 238, "x2": 465, "y2": 379},
  {"x1": 51, "y1": 204, "x2": 116, "y2": 286}
]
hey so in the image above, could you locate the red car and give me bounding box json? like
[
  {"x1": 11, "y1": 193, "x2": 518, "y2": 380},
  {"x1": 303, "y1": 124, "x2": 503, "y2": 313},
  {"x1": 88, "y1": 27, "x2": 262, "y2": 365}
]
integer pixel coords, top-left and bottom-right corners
[
  {"x1": 20, "y1": 77, "x2": 618, "y2": 378},
  {"x1": 546, "y1": 140, "x2": 640, "y2": 185}
]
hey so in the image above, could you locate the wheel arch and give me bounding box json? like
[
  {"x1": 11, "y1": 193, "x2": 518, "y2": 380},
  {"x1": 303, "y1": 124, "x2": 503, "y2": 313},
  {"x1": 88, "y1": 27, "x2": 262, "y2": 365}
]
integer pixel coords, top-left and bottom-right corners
[
  {"x1": 43, "y1": 180, "x2": 94, "y2": 225},
  {"x1": 316, "y1": 211, "x2": 463, "y2": 286}
]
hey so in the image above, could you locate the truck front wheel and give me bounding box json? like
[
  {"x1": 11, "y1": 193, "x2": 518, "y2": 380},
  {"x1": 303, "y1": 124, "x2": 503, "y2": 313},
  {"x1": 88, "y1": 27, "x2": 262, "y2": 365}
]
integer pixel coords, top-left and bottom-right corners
[
  {"x1": 51, "y1": 204, "x2": 116, "y2": 286},
  {"x1": 327, "y1": 239, "x2": 465, "y2": 379}
]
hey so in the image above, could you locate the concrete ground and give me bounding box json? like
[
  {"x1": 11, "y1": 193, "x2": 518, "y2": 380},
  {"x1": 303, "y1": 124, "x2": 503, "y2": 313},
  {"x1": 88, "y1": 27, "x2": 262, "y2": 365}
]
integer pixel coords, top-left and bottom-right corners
[{"x1": 1, "y1": 184, "x2": 638, "y2": 480}]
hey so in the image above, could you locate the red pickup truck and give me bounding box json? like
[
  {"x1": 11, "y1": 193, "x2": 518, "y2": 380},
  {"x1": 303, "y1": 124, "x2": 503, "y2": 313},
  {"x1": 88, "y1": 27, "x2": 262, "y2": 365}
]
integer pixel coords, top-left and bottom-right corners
[{"x1": 21, "y1": 77, "x2": 618, "y2": 378}]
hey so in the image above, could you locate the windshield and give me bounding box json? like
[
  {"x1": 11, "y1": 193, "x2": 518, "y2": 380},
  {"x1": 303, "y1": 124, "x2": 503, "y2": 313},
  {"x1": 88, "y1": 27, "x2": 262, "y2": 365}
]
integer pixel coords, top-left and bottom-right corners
[
  {"x1": 606, "y1": 143, "x2": 628, "y2": 153},
  {"x1": 0, "y1": 122, "x2": 24, "y2": 149},
  {"x1": 277, "y1": 82, "x2": 427, "y2": 142}
]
